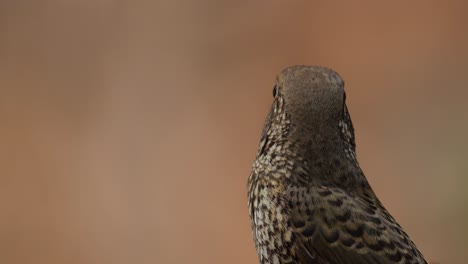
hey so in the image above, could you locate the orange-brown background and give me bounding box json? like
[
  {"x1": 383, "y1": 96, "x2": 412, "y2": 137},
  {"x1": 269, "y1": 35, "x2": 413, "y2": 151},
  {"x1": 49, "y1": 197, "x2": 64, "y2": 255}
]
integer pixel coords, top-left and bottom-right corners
[{"x1": 1, "y1": 1, "x2": 467, "y2": 264}]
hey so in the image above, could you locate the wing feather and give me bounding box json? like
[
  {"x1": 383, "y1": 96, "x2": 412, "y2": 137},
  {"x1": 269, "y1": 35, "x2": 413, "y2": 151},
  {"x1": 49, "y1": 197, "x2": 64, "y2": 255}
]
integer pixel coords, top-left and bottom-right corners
[{"x1": 285, "y1": 186, "x2": 426, "y2": 264}]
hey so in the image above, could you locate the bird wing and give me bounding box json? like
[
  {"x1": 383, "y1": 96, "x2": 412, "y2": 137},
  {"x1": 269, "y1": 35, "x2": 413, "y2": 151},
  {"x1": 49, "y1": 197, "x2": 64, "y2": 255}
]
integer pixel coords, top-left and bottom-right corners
[{"x1": 285, "y1": 186, "x2": 427, "y2": 264}]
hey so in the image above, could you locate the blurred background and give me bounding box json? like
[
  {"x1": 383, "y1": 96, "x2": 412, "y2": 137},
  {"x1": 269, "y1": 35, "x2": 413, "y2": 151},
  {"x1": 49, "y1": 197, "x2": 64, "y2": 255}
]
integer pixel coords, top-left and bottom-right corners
[{"x1": 1, "y1": 1, "x2": 467, "y2": 263}]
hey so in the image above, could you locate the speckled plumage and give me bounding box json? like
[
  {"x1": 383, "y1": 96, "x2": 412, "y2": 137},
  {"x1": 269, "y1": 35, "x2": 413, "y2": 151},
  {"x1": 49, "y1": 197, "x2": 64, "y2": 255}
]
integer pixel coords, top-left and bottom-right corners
[{"x1": 248, "y1": 66, "x2": 427, "y2": 264}]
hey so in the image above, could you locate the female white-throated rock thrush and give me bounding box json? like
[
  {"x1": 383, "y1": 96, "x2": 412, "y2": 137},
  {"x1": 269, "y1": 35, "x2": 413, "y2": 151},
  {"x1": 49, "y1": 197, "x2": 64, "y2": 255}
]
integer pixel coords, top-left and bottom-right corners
[{"x1": 248, "y1": 66, "x2": 427, "y2": 264}]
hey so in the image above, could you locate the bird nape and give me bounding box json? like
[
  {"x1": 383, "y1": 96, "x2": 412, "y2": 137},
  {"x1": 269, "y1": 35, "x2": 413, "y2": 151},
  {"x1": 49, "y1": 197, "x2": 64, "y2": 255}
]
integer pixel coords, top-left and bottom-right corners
[{"x1": 247, "y1": 65, "x2": 427, "y2": 264}]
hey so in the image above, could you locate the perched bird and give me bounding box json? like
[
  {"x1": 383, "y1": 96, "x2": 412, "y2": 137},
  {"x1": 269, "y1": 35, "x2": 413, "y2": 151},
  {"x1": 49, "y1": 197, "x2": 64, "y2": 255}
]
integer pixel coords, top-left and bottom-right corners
[{"x1": 247, "y1": 66, "x2": 427, "y2": 264}]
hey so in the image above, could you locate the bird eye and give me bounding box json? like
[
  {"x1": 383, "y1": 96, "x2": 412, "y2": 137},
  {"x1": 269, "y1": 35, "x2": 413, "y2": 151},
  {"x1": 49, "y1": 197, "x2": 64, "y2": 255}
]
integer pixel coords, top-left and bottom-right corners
[{"x1": 272, "y1": 85, "x2": 279, "y2": 98}]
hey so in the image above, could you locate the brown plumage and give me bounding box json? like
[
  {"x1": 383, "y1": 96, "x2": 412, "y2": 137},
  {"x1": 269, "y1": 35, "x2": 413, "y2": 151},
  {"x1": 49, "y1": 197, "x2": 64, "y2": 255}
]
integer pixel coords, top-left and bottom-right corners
[{"x1": 247, "y1": 65, "x2": 427, "y2": 264}]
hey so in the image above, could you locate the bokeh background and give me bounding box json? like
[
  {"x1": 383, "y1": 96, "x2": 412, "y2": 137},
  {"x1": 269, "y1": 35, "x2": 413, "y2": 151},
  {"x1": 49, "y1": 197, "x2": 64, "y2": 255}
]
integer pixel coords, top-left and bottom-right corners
[{"x1": 1, "y1": 1, "x2": 467, "y2": 263}]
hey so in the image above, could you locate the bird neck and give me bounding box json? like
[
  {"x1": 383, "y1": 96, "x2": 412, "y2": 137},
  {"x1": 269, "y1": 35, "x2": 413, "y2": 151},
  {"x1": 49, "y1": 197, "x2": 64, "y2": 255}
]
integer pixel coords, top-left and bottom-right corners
[{"x1": 285, "y1": 129, "x2": 365, "y2": 189}]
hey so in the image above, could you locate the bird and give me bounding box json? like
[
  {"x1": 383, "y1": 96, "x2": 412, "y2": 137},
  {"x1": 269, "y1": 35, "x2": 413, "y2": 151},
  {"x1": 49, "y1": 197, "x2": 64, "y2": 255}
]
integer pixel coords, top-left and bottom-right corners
[{"x1": 247, "y1": 65, "x2": 427, "y2": 264}]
